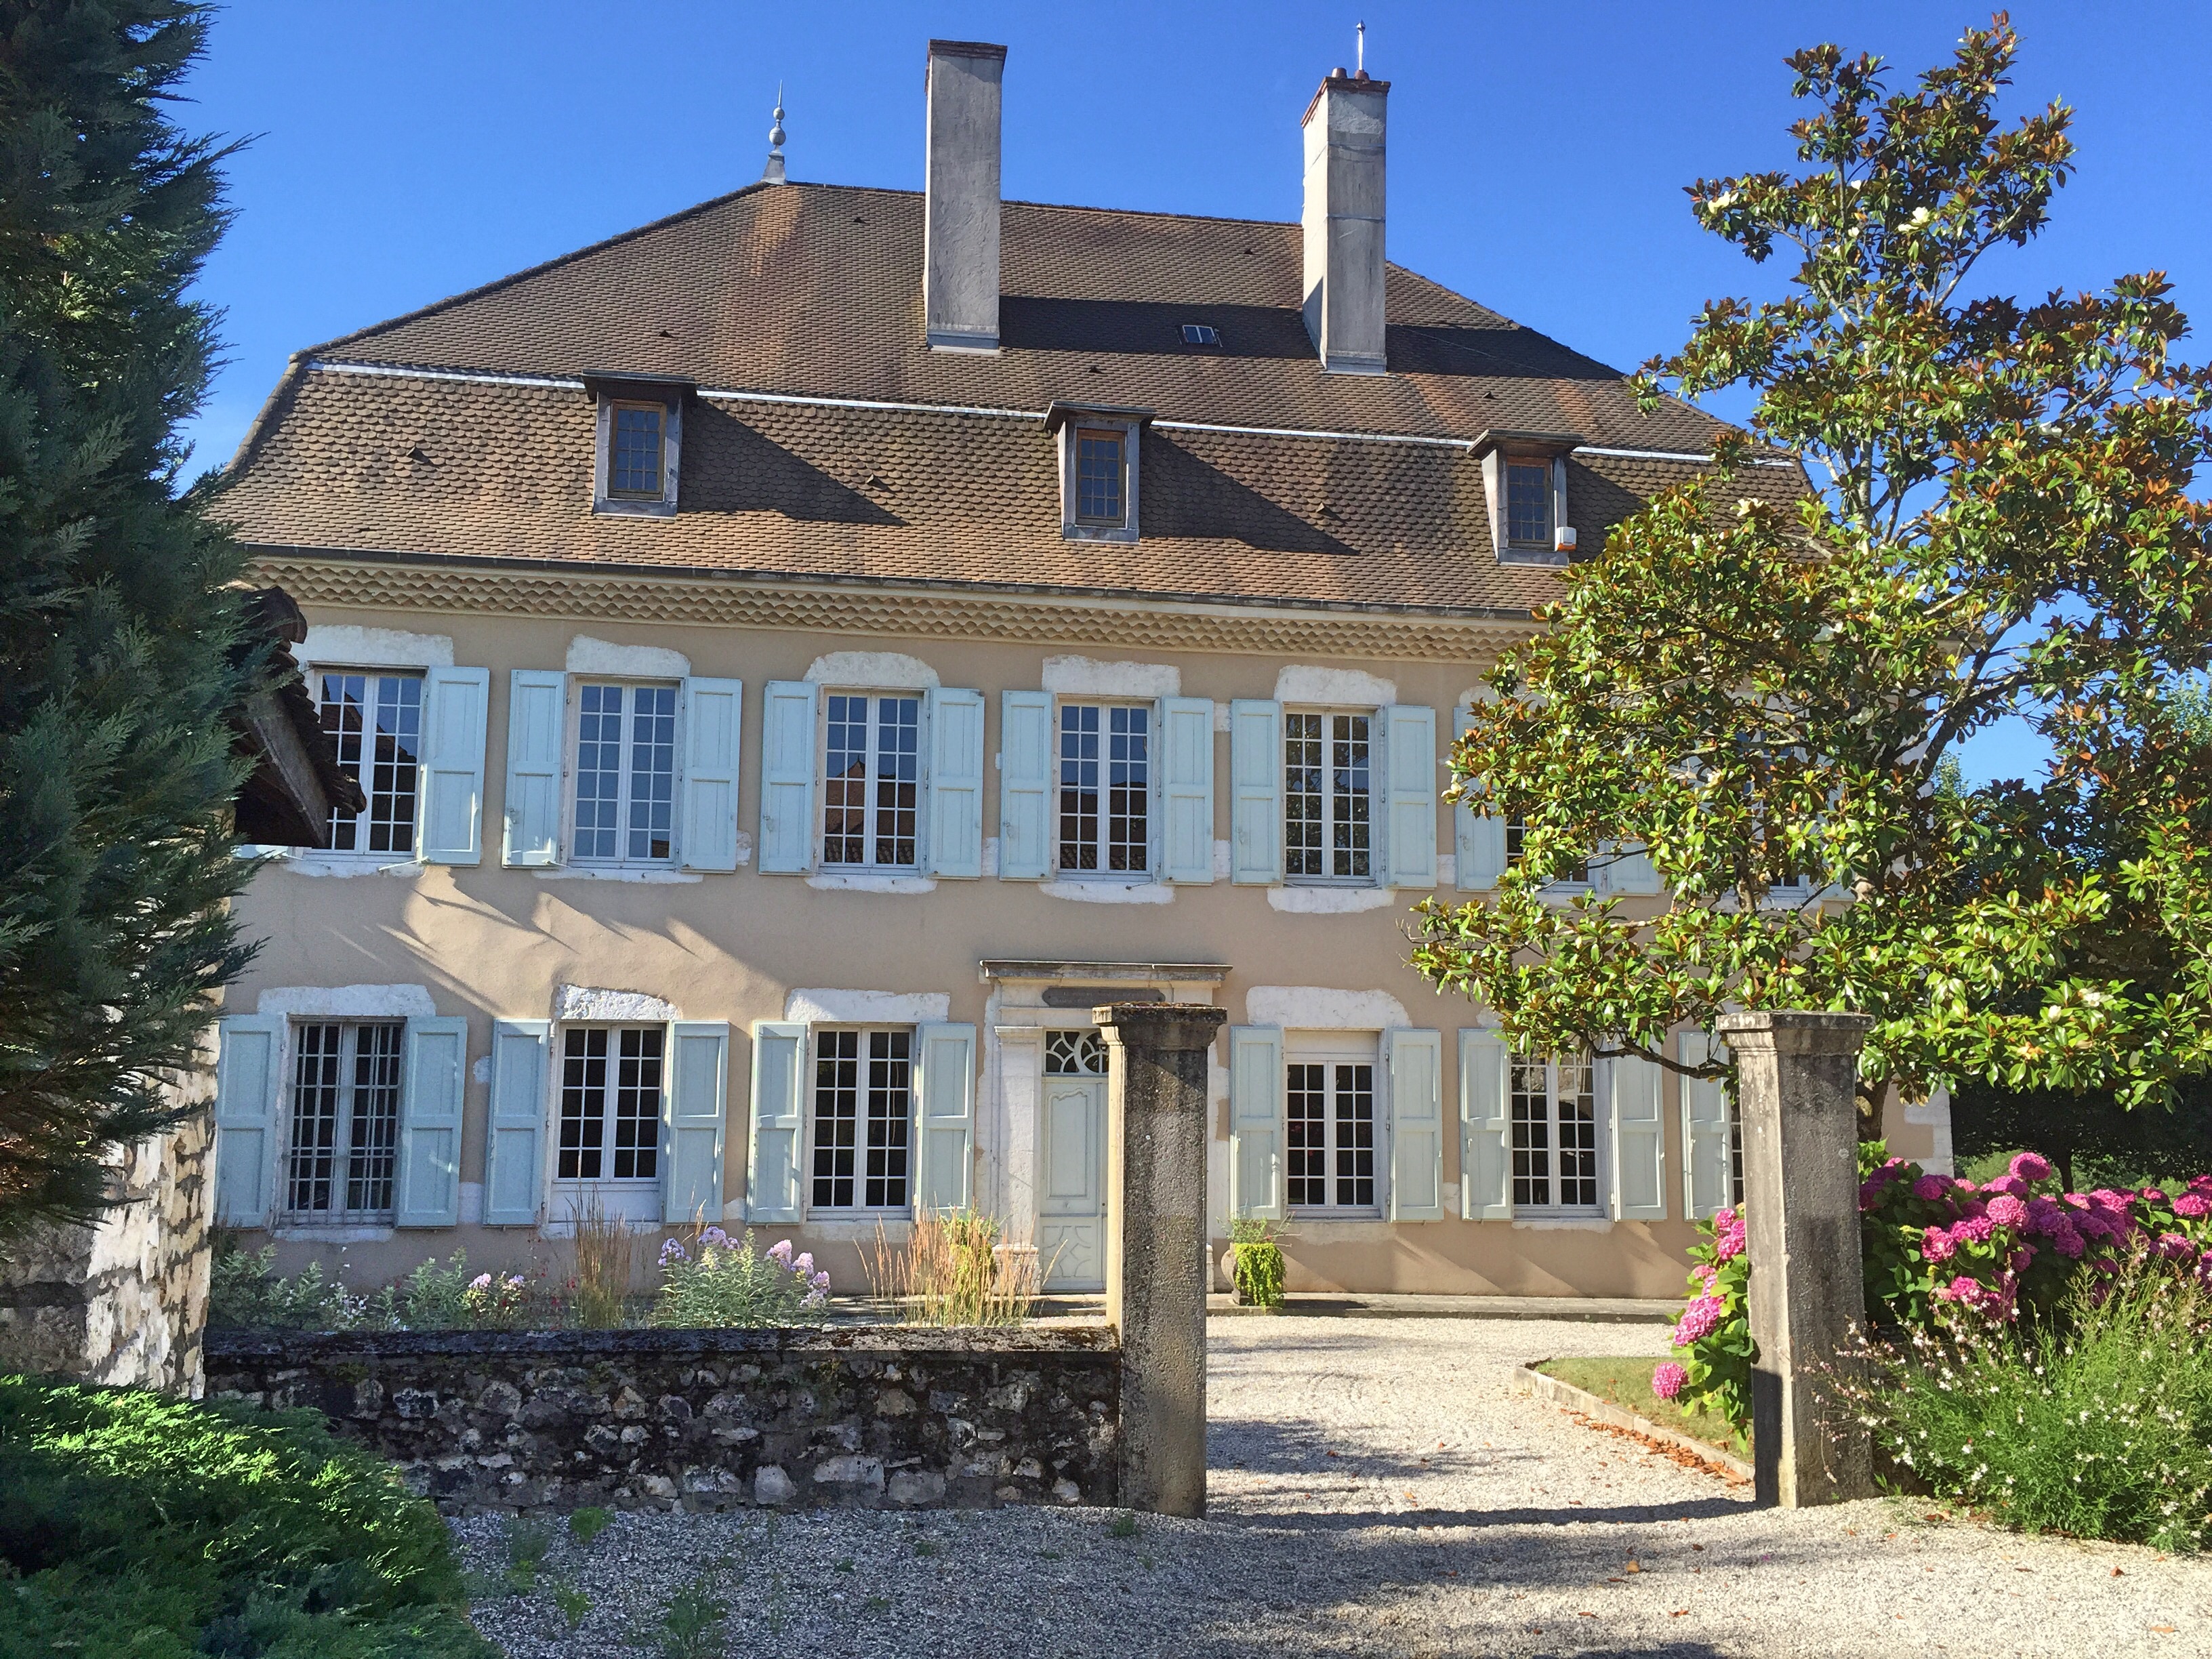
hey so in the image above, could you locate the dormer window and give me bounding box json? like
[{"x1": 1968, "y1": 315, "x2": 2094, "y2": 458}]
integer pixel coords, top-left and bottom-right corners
[
  {"x1": 1046, "y1": 401, "x2": 1150, "y2": 544},
  {"x1": 1506, "y1": 459, "x2": 1551, "y2": 548},
  {"x1": 1473, "y1": 428, "x2": 1581, "y2": 566},
  {"x1": 584, "y1": 373, "x2": 691, "y2": 518}
]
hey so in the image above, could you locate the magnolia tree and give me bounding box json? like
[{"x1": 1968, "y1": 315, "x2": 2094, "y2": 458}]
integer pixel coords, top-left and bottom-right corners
[{"x1": 1414, "y1": 18, "x2": 2212, "y2": 1128}]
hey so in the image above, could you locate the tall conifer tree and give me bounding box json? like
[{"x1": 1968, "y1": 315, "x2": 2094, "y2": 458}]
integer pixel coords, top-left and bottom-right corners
[{"x1": 0, "y1": 1, "x2": 258, "y2": 1242}]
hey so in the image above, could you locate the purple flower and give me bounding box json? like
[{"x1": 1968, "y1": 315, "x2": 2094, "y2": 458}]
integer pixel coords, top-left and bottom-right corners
[
  {"x1": 2172, "y1": 1192, "x2": 2210, "y2": 1221},
  {"x1": 1912, "y1": 1174, "x2": 1950, "y2": 1201},
  {"x1": 1984, "y1": 1195, "x2": 2028, "y2": 1229},
  {"x1": 2155, "y1": 1231, "x2": 2194, "y2": 1262},
  {"x1": 767, "y1": 1240, "x2": 794, "y2": 1264},
  {"x1": 2141, "y1": 1187, "x2": 2169, "y2": 1204},
  {"x1": 2009, "y1": 1151, "x2": 2054, "y2": 1184},
  {"x1": 794, "y1": 1252, "x2": 815, "y2": 1275},
  {"x1": 810, "y1": 1270, "x2": 831, "y2": 1290},
  {"x1": 659, "y1": 1239, "x2": 687, "y2": 1266},
  {"x1": 700, "y1": 1225, "x2": 730, "y2": 1248},
  {"x1": 1982, "y1": 1174, "x2": 2028, "y2": 1199},
  {"x1": 469, "y1": 1273, "x2": 493, "y2": 1290},
  {"x1": 1920, "y1": 1225, "x2": 1957, "y2": 1263},
  {"x1": 1950, "y1": 1179, "x2": 1979, "y2": 1195},
  {"x1": 2049, "y1": 1225, "x2": 2085, "y2": 1260},
  {"x1": 1652, "y1": 1362, "x2": 1688, "y2": 1401},
  {"x1": 2007, "y1": 1246, "x2": 2036, "y2": 1273}
]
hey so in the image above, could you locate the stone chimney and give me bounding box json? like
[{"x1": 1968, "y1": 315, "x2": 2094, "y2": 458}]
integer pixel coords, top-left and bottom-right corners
[
  {"x1": 924, "y1": 39, "x2": 1006, "y2": 352},
  {"x1": 1300, "y1": 67, "x2": 1389, "y2": 375}
]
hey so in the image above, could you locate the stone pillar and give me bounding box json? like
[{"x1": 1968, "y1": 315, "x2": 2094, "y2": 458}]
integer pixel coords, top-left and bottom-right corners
[
  {"x1": 1717, "y1": 1009, "x2": 1876, "y2": 1508},
  {"x1": 1095, "y1": 1002, "x2": 1225, "y2": 1519}
]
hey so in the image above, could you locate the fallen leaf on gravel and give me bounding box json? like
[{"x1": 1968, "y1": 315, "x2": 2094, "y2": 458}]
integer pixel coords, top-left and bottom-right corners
[
  {"x1": 2112, "y1": 1568, "x2": 2125, "y2": 1577},
  {"x1": 1671, "y1": 1610, "x2": 1689, "y2": 1617}
]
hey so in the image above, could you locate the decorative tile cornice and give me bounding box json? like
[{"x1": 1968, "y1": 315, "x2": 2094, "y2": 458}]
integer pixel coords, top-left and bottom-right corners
[{"x1": 245, "y1": 552, "x2": 1537, "y2": 662}]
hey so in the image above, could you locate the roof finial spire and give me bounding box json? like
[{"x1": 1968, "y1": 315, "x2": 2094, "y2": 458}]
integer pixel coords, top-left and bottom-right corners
[
  {"x1": 762, "y1": 83, "x2": 787, "y2": 184},
  {"x1": 1355, "y1": 20, "x2": 1365, "y2": 75}
]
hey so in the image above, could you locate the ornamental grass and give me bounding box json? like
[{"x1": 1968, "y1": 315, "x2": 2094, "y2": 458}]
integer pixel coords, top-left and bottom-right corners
[{"x1": 865, "y1": 1209, "x2": 1046, "y2": 1326}]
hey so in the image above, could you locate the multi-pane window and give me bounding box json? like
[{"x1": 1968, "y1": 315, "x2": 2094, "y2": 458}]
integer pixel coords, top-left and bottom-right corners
[
  {"x1": 318, "y1": 671, "x2": 422, "y2": 854},
  {"x1": 823, "y1": 693, "x2": 920, "y2": 867},
  {"x1": 573, "y1": 682, "x2": 677, "y2": 862},
  {"x1": 609, "y1": 403, "x2": 665, "y2": 498},
  {"x1": 1286, "y1": 1059, "x2": 1377, "y2": 1211},
  {"x1": 1044, "y1": 1030, "x2": 1107, "y2": 1076},
  {"x1": 1505, "y1": 819, "x2": 1589, "y2": 885},
  {"x1": 557, "y1": 1027, "x2": 663, "y2": 1181},
  {"x1": 811, "y1": 1029, "x2": 912, "y2": 1210},
  {"x1": 1284, "y1": 712, "x2": 1372, "y2": 880},
  {"x1": 285, "y1": 1022, "x2": 404, "y2": 1220},
  {"x1": 1511, "y1": 1053, "x2": 1600, "y2": 1211},
  {"x1": 1075, "y1": 428, "x2": 1126, "y2": 525},
  {"x1": 1506, "y1": 459, "x2": 1551, "y2": 547},
  {"x1": 1059, "y1": 704, "x2": 1149, "y2": 874}
]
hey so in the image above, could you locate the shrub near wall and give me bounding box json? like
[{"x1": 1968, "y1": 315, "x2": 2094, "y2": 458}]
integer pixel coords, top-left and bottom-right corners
[{"x1": 204, "y1": 1325, "x2": 1120, "y2": 1516}]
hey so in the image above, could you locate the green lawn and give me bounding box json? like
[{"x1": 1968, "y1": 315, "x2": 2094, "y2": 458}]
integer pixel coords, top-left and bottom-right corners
[{"x1": 1536, "y1": 1355, "x2": 1752, "y2": 1460}]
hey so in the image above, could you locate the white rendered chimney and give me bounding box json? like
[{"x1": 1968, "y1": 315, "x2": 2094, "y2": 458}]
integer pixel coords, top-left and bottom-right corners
[
  {"x1": 924, "y1": 39, "x2": 1006, "y2": 353},
  {"x1": 1300, "y1": 67, "x2": 1389, "y2": 375}
]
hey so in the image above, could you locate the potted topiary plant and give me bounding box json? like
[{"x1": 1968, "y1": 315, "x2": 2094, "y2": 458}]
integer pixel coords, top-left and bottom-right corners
[{"x1": 1225, "y1": 1217, "x2": 1288, "y2": 1310}]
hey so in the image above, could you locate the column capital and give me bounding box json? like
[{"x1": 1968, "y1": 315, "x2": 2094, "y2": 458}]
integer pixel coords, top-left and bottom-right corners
[
  {"x1": 1715, "y1": 1009, "x2": 1872, "y2": 1057},
  {"x1": 1093, "y1": 1004, "x2": 1227, "y2": 1052}
]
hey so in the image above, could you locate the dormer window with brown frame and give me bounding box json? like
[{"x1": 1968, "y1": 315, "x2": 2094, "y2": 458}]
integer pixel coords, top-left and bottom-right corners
[
  {"x1": 583, "y1": 373, "x2": 691, "y2": 518},
  {"x1": 1473, "y1": 429, "x2": 1581, "y2": 567},
  {"x1": 1046, "y1": 401, "x2": 1150, "y2": 544}
]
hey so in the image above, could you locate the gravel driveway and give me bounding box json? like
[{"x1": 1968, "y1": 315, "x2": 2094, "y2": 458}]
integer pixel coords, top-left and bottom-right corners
[{"x1": 453, "y1": 1315, "x2": 2211, "y2": 1657}]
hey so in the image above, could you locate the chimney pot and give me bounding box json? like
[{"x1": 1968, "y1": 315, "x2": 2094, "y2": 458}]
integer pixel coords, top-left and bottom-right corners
[
  {"x1": 924, "y1": 39, "x2": 1006, "y2": 353},
  {"x1": 1301, "y1": 67, "x2": 1390, "y2": 375}
]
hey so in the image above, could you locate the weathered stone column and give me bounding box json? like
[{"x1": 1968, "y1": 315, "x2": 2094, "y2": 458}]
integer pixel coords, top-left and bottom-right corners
[
  {"x1": 1095, "y1": 1002, "x2": 1225, "y2": 1519},
  {"x1": 1717, "y1": 1009, "x2": 1876, "y2": 1508}
]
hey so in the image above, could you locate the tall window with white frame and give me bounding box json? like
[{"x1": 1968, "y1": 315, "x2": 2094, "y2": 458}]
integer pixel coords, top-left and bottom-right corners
[
  {"x1": 1058, "y1": 703, "x2": 1149, "y2": 875},
  {"x1": 317, "y1": 670, "x2": 422, "y2": 853},
  {"x1": 285, "y1": 1021, "x2": 405, "y2": 1221},
  {"x1": 1286, "y1": 1051, "x2": 1377, "y2": 1213},
  {"x1": 811, "y1": 1029, "x2": 912, "y2": 1211},
  {"x1": 1284, "y1": 712, "x2": 1372, "y2": 881},
  {"x1": 573, "y1": 682, "x2": 677, "y2": 863},
  {"x1": 823, "y1": 693, "x2": 920, "y2": 868},
  {"x1": 557, "y1": 1027, "x2": 663, "y2": 1182},
  {"x1": 1510, "y1": 1053, "x2": 1600, "y2": 1212}
]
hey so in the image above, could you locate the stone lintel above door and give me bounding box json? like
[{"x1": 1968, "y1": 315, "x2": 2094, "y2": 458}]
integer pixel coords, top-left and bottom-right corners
[{"x1": 978, "y1": 960, "x2": 1230, "y2": 1012}]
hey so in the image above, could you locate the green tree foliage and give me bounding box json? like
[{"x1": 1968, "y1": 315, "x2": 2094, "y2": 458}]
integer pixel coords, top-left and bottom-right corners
[
  {"x1": 0, "y1": 1, "x2": 259, "y2": 1239},
  {"x1": 1412, "y1": 17, "x2": 2212, "y2": 1123}
]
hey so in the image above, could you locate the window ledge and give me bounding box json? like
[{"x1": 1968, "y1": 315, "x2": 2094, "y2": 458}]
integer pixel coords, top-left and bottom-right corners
[
  {"x1": 794, "y1": 1216, "x2": 914, "y2": 1240},
  {"x1": 1510, "y1": 1215, "x2": 1614, "y2": 1231},
  {"x1": 1063, "y1": 523, "x2": 1138, "y2": 544},
  {"x1": 592, "y1": 496, "x2": 678, "y2": 518},
  {"x1": 270, "y1": 1223, "x2": 396, "y2": 1243},
  {"x1": 537, "y1": 865, "x2": 703, "y2": 884},
  {"x1": 1497, "y1": 547, "x2": 1569, "y2": 567},
  {"x1": 252, "y1": 851, "x2": 424, "y2": 880},
  {"x1": 806, "y1": 872, "x2": 936, "y2": 894},
  {"x1": 1268, "y1": 884, "x2": 1396, "y2": 914},
  {"x1": 1038, "y1": 879, "x2": 1173, "y2": 906}
]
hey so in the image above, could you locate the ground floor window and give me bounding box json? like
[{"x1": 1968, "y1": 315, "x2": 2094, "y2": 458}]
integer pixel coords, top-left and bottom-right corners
[
  {"x1": 558, "y1": 1026, "x2": 663, "y2": 1181},
  {"x1": 285, "y1": 1021, "x2": 404, "y2": 1220},
  {"x1": 1286, "y1": 1042, "x2": 1378, "y2": 1213},
  {"x1": 811, "y1": 1028, "x2": 912, "y2": 1210},
  {"x1": 1511, "y1": 1053, "x2": 1599, "y2": 1212}
]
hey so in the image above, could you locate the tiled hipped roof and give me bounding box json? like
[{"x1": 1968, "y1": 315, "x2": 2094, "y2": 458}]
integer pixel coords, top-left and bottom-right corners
[{"x1": 222, "y1": 180, "x2": 1798, "y2": 615}]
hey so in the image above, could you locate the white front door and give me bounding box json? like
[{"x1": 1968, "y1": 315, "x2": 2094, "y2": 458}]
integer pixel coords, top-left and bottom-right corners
[{"x1": 1039, "y1": 1031, "x2": 1108, "y2": 1290}]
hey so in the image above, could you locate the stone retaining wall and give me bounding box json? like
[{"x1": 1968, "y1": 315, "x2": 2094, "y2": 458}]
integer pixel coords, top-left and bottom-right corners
[{"x1": 203, "y1": 1324, "x2": 1119, "y2": 1515}]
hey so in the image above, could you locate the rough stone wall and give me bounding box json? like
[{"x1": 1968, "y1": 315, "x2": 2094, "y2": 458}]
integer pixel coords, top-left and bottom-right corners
[
  {"x1": 0, "y1": 1056, "x2": 214, "y2": 1395},
  {"x1": 203, "y1": 1325, "x2": 1120, "y2": 1515}
]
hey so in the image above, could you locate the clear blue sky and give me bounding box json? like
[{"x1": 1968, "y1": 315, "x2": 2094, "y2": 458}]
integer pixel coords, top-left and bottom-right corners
[{"x1": 178, "y1": 1, "x2": 2211, "y2": 781}]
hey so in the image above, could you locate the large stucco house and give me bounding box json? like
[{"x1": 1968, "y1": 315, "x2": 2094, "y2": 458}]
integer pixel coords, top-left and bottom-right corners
[{"x1": 210, "y1": 39, "x2": 1949, "y2": 1301}]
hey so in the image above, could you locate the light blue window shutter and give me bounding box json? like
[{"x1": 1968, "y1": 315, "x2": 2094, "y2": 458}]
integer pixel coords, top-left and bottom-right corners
[
  {"x1": 395, "y1": 1017, "x2": 468, "y2": 1227},
  {"x1": 745, "y1": 1021, "x2": 808, "y2": 1223},
  {"x1": 1160, "y1": 696, "x2": 1215, "y2": 884},
  {"x1": 1451, "y1": 701, "x2": 1507, "y2": 890},
  {"x1": 1386, "y1": 1028, "x2": 1446, "y2": 1221},
  {"x1": 502, "y1": 670, "x2": 566, "y2": 867},
  {"x1": 757, "y1": 681, "x2": 817, "y2": 874},
  {"x1": 1599, "y1": 841, "x2": 1663, "y2": 895},
  {"x1": 998, "y1": 690, "x2": 1053, "y2": 880},
  {"x1": 927, "y1": 688, "x2": 985, "y2": 878},
  {"x1": 482, "y1": 1019, "x2": 548, "y2": 1227},
  {"x1": 913, "y1": 1021, "x2": 978, "y2": 1214},
  {"x1": 663, "y1": 1021, "x2": 730, "y2": 1225},
  {"x1": 213, "y1": 1015, "x2": 284, "y2": 1226},
  {"x1": 1229, "y1": 699, "x2": 1282, "y2": 885},
  {"x1": 680, "y1": 678, "x2": 743, "y2": 872},
  {"x1": 1382, "y1": 703, "x2": 1438, "y2": 888},
  {"x1": 1681, "y1": 1030, "x2": 1734, "y2": 1218},
  {"x1": 419, "y1": 668, "x2": 489, "y2": 864},
  {"x1": 1228, "y1": 1025, "x2": 1284, "y2": 1219},
  {"x1": 1609, "y1": 1048, "x2": 1668, "y2": 1221},
  {"x1": 1458, "y1": 1028, "x2": 1512, "y2": 1219}
]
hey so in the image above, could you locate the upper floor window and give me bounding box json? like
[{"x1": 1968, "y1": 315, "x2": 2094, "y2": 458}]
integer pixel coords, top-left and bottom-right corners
[
  {"x1": 284, "y1": 1020, "x2": 403, "y2": 1221},
  {"x1": 824, "y1": 693, "x2": 920, "y2": 869},
  {"x1": 558, "y1": 1025, "x2": 662, "y2": 1181},
  {"x1": 1511, "y1": 1052, "x2": 1600, "y2": 1212},
  {"x1": 1284, "y1": 711, "x2": 1372, "y2": 882},
  {"x1": 609, "y1": 403, "x2": 666, "y2": 498},
  {"x1": 1059, "y1": 703, "x2": 1149, "y2": 876},
  {"x1": 1076, "y1": 430, "x2": 1126, "y2": 526},
  {"x1": 811, "y1": 1027, "x2": 911, "y2": 1211},
  {"x1": 573, "y1": 682, "x2": 677, "y2": 863},
  {"x1": 1506, "y1": 459, "x2": 1552, "y2": 548},
  {"x1": 319, "y1": 670, "x2": 422, "y2": 855}
]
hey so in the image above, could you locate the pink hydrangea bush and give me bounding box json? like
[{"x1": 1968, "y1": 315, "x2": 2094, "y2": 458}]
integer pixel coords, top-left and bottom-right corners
[{"x1": 1652, "y1": 1205, "x2": 1753, "y2": 1427}]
